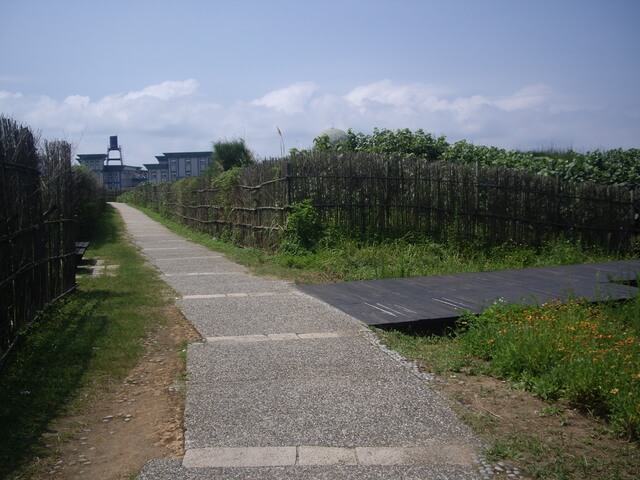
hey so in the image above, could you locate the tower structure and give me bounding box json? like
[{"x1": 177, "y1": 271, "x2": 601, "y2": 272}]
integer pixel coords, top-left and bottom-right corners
[{"x1": 106, "y1": 135, "x2": 123, "y2": 166}]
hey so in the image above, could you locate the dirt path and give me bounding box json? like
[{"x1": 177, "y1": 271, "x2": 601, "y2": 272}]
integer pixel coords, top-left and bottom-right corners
[{"x1": 33, "y1": 305, "x2": 200, "y2": 479}]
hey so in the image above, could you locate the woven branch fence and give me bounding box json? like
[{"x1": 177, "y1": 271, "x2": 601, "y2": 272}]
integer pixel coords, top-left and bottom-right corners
[
  {"x1": 0, "y1": 118, "x2": 77, "y2": 361},
  {"x1": 127, "y1": 152, "x2": 639, "y2": 252}
]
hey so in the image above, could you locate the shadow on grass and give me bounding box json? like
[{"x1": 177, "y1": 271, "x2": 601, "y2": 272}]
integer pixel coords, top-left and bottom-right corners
[
  {"x1": 0, "y1": 290, "x2": 111, "y2": 477},
  {"x1": 80, "y1": 204, "x2": 121, "y2": 250},
  {"x1": 375, "y1": 317, "x2": 459, "y2": 336}
]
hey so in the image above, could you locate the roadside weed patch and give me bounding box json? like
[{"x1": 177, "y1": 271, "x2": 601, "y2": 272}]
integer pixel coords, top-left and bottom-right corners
[
  {"x1": 375, "y1": 329, "x2": 472, "y2": 375},
  {"x1": 458, "y1": 299, "x2": 640, "y2": 439},
  {"x1": 377, "y1": 298, "x2": 640, "y2": 478}
]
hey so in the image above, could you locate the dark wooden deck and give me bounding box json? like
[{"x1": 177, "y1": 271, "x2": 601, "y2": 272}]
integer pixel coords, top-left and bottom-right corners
[{"x1": 297, "y1": 260, "x2": 640, "y2": 328}]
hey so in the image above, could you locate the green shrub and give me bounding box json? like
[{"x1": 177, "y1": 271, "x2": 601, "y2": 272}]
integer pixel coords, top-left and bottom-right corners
[
  {"x1": 280, "y1": 200, "x2": 324, "y2": 252},
  {"x1": 73, "y1": 165, "x2": 106, "y2": 238},
  {"x1": 212, "y1": 139, "x2": 254, "y2": 170}
]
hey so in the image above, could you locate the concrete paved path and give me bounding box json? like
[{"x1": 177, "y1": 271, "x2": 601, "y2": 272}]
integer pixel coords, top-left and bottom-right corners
[{"x1": 111, "y1": 203, "x2": 483, "y2": 479}]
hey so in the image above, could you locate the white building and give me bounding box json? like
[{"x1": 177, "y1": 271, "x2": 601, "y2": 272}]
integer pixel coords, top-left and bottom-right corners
[{"x1": 144, "y1": 151, "x2": 213, "y2": 184}]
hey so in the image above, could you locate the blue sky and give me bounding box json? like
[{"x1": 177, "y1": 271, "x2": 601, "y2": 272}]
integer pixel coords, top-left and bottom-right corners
[{"x1": 1, "y1": 0, "x2": 638, "y2": 167}]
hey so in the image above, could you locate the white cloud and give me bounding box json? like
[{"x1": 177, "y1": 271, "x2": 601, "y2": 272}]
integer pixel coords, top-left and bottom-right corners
[
  {"x1": 0, "y1": 90, "x2": 23, "y2": 100},
  {"x1": 251, "y1": 82, "x2": 318, "y2": 114},
  {"x1": 0, "y1": 78, "x2": 636, "y2": 166},
  {"x1": 342, "y1": 80, "x2": 556, "y2": 120},
  {"x1": 63, "y1": 95, "x2": 90, "y2": 108},
  {"x1": 345, "y1": 79, "x2": 447, "y2": 110},
  {"x1": 494, "y1": 84, "x2": 554, "y2": 111},
  {"x1": 123, "y1": 79, "x2": 199, "y2": 101}
]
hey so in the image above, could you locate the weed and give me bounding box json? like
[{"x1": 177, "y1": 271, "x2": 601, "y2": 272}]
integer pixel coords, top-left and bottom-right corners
[
  {"x1": 280, "y1": 199, "x2": 324, "y2": 252},
  {"x1": 484, "y1": 439, "x2": 521, "y2": 461},
  {"x1": 539, "y1": 404, "x2": 566, "y2": 417}
]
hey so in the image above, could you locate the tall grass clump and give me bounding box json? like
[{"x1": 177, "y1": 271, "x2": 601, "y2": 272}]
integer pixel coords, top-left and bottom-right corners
[{"x1": 457, "y1": 297, "x2": 640, "y2": 439}]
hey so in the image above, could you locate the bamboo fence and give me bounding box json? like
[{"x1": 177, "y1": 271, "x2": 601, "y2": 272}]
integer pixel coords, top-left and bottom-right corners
[
  {"x1": 0, "y1": 118, "x2": 77, "y2": 361},
  {"x1": 128, "y1": 152, "x2": 639, "y2": 252}
]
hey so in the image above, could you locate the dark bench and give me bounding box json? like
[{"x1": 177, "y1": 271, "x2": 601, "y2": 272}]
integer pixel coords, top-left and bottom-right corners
[{"x1": 75, "y1": 241, "x2": 90, "y2": 264}]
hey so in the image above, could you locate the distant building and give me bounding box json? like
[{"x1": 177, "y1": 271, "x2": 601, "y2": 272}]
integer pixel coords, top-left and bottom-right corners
[
  {"x1": 76, "y1": 136, "x2": 146, "y2": 190},
  {"x1": 77, "y1": 152, "x2": 146, "y2": 190},
  {"x1": 76, "y1": 153, "x2": 107, "y2": 176},
  {"x1": 76, "y1": 137, "x2": 212, "y2": 188},
  {"x1": 102, "y1": 163, "x2": 146, "y2": 190},
  {"x1": 144, "y1": 151, "x2": 213, "y2": 184}
]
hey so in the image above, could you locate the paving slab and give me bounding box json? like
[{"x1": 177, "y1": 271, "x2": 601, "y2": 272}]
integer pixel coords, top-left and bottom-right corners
[
  {"x1": 180, "y1": 444, "x2": 474, "y2": 468},
  {"x1": 183, "y1": 337, "x2": 477, "y2": 450},
  {"x1": 163, "y1": 274, "x2": 292, "y2": 296},
  {"x1": 138, "y1": 459, "x2": 480, "y2": 480},
  {"x1": 177, "y1": 293, "x2": 364, "y2": 337},
  {"x1": 153, "y1": 257, "x2": 247, "y2": 275}
]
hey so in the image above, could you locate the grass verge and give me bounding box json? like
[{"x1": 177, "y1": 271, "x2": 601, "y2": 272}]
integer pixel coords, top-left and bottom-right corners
[
  {"x1": 131, "y1": 206, "x2": 621, "y2": 284},
  {"x1": 0, "y1": 205, "x2": 177, "y2": 478}
]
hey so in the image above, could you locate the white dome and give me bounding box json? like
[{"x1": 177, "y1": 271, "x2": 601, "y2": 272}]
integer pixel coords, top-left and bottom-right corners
[{"x1": 318, "y1": 128, "x2": 348, "y2": 145}]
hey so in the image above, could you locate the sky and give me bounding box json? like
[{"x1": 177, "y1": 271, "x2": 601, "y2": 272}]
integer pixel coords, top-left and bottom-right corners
[{"x1": 1, "y1": 0, "x2": 639, "y2": 167}]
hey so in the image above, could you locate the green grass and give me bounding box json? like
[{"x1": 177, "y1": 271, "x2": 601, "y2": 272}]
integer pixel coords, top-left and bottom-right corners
[
  {"x1": 457, "y1": 299, "x2": 640, "y2": 439},
  {"x1": 275, "y1": 236, "x2": 620, "y2": 282},
  {"x1": 130, "y1": 206, "x2": 621, "y2": 284},
  {"x1": 378, "y1": 296, "x2": 640, "y2": 442},
  {"x1": 0, "y1": 205, "x2": 175, "y2": 478}
]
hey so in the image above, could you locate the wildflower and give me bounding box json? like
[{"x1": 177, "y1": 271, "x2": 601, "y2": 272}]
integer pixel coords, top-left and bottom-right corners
[
  {"x1": 499, "y1": 329, "x2": 508, "y2": 335},
  {"x1": 610, "y1": 388, "x2": 619, "y2": 395},
  {"x1": 594, "y1": 334, "x2": 613, "y2": 339}
]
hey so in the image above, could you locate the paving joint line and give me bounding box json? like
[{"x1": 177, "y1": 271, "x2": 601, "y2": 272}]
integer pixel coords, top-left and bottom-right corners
[
  {"x1": 182, "y1": 445, "x2": 476, "y2": 468},
  {"x1": 182, "y1": 291, "x2": 294, "y2": 300},
  {"x1": 163, "y1": 272, "x2": 243, "y2": 277},
  {"x1": 205, "y1": 330, "x2": 364, "y2": 343},
  {"x1": 153, "y1": 256, "x2": 224, "y2": 261}
]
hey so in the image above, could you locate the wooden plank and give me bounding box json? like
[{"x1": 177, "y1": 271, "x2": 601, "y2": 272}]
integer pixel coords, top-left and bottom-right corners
[{"x1": 297, "y1": 260, "x2": 640, "y2": 327}]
